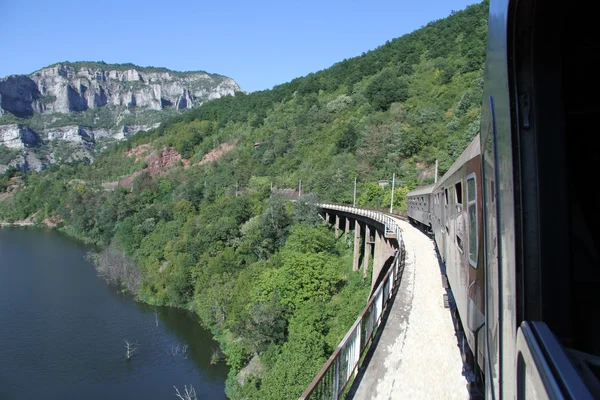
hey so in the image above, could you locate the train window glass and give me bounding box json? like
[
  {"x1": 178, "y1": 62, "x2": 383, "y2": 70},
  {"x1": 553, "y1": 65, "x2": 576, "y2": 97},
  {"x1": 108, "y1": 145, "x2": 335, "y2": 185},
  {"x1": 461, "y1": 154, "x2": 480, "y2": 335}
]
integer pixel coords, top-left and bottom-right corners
[{"x1": 467, "y1": 174, "x2": 478, "y2": 267}]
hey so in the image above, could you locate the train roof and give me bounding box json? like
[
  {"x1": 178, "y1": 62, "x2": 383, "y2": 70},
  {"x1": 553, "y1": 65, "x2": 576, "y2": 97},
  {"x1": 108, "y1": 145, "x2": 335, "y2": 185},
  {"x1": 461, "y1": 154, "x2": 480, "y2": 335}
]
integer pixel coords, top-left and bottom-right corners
[
  {"x1": 407, "y1": 183, "x2": 436, "y2": 197},
  {"x1": 433, "y1": 134, "x2": 481, "y2": 191}
]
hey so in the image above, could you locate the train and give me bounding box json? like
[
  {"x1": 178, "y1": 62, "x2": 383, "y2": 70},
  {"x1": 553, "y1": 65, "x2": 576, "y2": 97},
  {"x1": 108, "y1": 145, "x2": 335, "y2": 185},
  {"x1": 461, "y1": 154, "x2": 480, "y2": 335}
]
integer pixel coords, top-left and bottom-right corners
[{"x1": 405, "y1": 0, "x2": 599, "y2": 398}]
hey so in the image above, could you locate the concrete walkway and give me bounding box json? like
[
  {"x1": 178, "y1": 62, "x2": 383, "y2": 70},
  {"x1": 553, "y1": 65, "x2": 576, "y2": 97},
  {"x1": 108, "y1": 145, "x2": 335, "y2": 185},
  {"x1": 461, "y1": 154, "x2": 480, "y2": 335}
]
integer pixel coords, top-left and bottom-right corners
[{"x1": 348, "y1": 219, "x2": 469, "y2": 399}]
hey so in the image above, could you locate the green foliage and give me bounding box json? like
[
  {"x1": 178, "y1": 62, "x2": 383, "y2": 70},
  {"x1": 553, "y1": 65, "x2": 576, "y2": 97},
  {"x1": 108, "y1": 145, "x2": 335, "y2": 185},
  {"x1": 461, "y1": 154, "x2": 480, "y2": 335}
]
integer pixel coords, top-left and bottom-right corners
[
  {"x1": 0, "y1": 145, "x2": 19, "y2": 165},
  {"x1": 293, "y1": 194, "x2": 321, "y2": 226},
  {"x1": 365, "y1": 69, "x2": 409, "y2": 111},
  {"x1": 357, "y1": 182, "x2": 384, "y2": 208},
  {"x1": 274, "y1": 251, "x2": 341, "y2": 309}
]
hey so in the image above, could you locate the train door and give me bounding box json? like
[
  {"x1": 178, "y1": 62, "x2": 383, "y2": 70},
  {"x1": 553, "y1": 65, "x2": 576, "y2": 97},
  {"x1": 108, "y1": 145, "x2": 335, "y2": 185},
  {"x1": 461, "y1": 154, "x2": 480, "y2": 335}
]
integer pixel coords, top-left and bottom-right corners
[
  {"x1": 465, "y1": 164, "x2": 485, "y2": 369},
  {"x1": 442, "y1": 187, "x2": 448, "y2": 263},
  {"x1": 434, "y1": 190, "x2": 444, "y2": 255},
  {"x1": 448, "y1": 184, "x2": 455, "y2": 264}
]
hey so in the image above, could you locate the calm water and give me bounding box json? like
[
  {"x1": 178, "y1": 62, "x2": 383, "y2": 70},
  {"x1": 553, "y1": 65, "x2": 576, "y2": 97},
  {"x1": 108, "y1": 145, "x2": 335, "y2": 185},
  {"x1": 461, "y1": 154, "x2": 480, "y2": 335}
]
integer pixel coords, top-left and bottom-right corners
[{"x1": 0, "y1": 228, "x2": 228, "y2": 399}]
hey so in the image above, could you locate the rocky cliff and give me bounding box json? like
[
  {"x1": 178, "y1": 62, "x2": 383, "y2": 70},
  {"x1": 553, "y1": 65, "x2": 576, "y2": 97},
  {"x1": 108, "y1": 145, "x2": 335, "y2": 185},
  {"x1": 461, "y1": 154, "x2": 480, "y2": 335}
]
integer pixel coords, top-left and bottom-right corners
[{"x1": 0, "y1": 62, "x2": 242, "y2": 171}]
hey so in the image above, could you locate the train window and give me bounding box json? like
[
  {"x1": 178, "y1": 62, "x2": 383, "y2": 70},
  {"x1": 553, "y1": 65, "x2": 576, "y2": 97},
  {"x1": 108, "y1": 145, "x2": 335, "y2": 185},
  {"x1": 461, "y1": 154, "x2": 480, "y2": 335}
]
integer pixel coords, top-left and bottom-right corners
[
  {"x1": 467, "y1": 174, "x2": 478, "y2": 267},
  {"x1": 455, "y1": 181, "x2": 463, "y2": 212}
]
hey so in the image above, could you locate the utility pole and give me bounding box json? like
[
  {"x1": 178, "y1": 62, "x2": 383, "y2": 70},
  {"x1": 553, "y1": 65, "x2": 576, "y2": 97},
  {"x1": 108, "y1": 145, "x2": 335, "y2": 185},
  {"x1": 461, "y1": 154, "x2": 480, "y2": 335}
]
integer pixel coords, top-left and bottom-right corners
[
  {"x1": 235, "y1": 182, "x2": 238, "y2": 197},
  {"x1": 353, "y1": 178, "x2": 357, "y2": 207},
  {"x1": 390, "y1": 173, "x2": 396, "y2": 213},
  {"x1": 435, "y1": 160, "x2": 438, "y2": 183},
  {"x1": 299, "y1": 179, "x2": 302, "y2": 198}
]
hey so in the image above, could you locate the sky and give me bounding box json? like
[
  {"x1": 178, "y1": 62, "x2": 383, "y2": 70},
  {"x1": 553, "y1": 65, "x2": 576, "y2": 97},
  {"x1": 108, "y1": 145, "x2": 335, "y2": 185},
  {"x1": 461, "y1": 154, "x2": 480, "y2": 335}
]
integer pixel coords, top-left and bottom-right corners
[{"x1": 0, "y1": 0, "x2": 480, "y2": 92}]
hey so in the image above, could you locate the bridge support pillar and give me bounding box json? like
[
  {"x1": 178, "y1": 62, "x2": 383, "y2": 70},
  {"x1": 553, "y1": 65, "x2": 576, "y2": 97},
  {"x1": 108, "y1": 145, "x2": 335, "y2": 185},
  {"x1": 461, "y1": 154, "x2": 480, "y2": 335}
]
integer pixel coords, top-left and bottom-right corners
[
  {"x1": 372, "y1": 234, "x2": 395, "y2": 290},
  {"x1": 353, "y1": 220, "x2": 361, "y2": 272},
  {"x1": 335, "y1": 215, "x2": 340, "y2": 239},
  {"x1": 325, "y1": 212, "x2": 330, "y2": 225},
  {"x1": 364, "y1": 224, "x2": 372, "y2": 278},
  {"x1": 345, "y1": 217, "x2": 350, "y2": 242}
]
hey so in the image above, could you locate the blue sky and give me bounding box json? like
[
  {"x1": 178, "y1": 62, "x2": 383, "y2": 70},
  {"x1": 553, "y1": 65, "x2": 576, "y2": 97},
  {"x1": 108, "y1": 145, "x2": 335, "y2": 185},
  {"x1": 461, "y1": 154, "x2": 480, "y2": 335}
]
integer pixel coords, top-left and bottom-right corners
[{"x1": 0, "y1": 0, "x2": 480, "y2": 92}]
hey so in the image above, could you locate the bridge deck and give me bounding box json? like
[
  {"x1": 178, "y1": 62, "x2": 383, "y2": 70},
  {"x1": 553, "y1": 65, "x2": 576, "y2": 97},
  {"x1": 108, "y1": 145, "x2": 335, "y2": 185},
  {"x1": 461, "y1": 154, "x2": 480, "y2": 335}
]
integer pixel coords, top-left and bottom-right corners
[{"x1": 348, "y1": 218, "x2": 469, "y2": 399}]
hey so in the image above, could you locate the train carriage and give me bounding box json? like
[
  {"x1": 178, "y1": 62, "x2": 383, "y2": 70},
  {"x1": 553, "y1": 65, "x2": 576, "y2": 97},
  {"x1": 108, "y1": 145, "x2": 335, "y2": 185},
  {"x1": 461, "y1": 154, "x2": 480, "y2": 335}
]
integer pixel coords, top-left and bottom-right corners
[
  {"x1": 406, "y1": 184, "x2": 435, "y2": 231},
  {"x1": 406, "y1": 0, "x2": 600, "y2": 396},
  {"x1": 430, "y1": 135, "x2": 485, "y2": 373}
]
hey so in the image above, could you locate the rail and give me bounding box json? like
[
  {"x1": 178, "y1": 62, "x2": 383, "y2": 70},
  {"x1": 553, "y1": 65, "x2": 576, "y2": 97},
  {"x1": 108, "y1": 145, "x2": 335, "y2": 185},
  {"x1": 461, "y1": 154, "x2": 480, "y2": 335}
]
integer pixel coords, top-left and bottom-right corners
[
  {"x1": 319, "y1": 204, "x2": 403, "y2": 239},
  {"x1": 300, "y1": 206, "x2": 406, "y2": 399}
]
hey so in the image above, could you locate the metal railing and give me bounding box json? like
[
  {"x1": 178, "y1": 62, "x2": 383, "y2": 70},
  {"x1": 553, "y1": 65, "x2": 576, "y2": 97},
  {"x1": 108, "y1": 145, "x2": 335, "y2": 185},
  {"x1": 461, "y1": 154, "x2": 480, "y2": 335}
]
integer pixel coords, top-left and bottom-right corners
[
  {"x1": 319, "y1": 204, "x2": 403, "y2": 240},
  {"x1": 300, "y1": 207, "x2": 406, "y2": 400}
]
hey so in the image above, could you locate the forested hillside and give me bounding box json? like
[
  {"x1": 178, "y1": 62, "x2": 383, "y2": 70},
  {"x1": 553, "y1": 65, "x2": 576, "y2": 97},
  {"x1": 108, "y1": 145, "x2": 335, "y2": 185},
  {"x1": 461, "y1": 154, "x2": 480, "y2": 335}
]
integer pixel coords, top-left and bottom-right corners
[{"x1": 0, "y1": 1, "x2": 488, "y2": 398}]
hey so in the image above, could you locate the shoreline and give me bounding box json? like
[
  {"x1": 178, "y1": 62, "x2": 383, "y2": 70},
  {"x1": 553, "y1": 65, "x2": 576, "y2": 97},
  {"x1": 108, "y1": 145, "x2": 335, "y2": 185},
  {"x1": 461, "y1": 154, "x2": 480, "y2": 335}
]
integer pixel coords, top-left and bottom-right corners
[{"x1": 0, "y1": 221, "x2": 36, "y2": 228}]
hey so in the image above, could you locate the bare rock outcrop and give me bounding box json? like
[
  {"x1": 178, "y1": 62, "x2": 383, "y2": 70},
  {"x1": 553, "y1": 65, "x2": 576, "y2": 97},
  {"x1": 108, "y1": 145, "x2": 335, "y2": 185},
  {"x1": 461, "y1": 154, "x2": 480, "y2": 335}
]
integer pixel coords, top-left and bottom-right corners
[
  {"x1": 0, "y1": 62, "x2": 243, "y2": 171},
  {"x1": 1, "y1": 63, "x2": 241, "y2": 115},
  {"x1": 0, "y1": 124, "x2": 39, "y2": 149}
]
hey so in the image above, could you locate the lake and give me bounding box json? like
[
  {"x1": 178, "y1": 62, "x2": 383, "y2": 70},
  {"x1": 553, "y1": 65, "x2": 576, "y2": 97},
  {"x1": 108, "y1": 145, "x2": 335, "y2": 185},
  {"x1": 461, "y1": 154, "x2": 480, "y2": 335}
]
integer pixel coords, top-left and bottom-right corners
[{"x1": 0, "y1": 228, "x2": 228, "y2": 399}]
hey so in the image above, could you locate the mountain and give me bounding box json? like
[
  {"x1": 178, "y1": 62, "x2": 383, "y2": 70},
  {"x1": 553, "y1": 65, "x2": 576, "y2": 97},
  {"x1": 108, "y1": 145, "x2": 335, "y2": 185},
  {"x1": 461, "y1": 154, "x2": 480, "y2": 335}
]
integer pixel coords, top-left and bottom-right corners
[{"x1": 0, "y1": 62, "x2": 241, "y2": 172}]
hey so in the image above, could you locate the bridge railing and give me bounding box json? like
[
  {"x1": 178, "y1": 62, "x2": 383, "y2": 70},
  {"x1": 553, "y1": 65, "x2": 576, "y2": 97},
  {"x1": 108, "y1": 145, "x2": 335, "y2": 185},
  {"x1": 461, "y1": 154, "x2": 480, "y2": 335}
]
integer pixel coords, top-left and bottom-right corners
[
  {"x1": 300, "y1": 207, "x2": 406, "y2": 400},
  {"x1": 319, "y1": 204, "x2": 403, "y2": 241}
]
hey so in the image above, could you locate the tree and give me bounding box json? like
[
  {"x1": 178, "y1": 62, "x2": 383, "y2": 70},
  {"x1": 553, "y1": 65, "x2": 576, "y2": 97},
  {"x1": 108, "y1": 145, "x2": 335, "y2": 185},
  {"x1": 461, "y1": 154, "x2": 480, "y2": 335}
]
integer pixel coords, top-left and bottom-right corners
[
  {"x1": 293, "y1": 194, "x2": 321, "y2": 226},
  {"x1": 364, "y1": 70, "x2": 409, "y2": 111},
  {"x1": 357, "y1": 182, "x2": 384, "y2": 208},
  {"x1": 92, "y1": 241, "x2": 142, "y2": 296},
  {"x1": 124, "y1": 339, "x2": 138, "y2": 359},
  {"x1": 174, "y1": 385, "x2": 197, "y2": 400}
]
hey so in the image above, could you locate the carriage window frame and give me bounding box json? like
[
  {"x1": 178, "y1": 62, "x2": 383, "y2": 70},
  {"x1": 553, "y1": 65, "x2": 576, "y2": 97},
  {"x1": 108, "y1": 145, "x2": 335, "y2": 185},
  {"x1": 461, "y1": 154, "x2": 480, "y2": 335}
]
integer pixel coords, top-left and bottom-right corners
[
  {"x1": 455, "y1": 179, "x2": 464, "y2": 252},
  {"x1": 455, "y1": 180, "x2": 463, "y2": 211},
  {"x1": 467, "y1": 173, "x2": 478, "y2": 268}
]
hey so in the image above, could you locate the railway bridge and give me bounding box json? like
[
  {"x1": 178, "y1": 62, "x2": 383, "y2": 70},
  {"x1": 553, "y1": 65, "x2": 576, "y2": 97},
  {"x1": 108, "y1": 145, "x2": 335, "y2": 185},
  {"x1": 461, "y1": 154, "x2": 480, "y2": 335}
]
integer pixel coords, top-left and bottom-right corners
[
  {"x1": 300, "y1": 204, "x2": 469, "y2": 399},
  {"x1": 321, "y1": 204, "x2": 399, "y2": 291}
]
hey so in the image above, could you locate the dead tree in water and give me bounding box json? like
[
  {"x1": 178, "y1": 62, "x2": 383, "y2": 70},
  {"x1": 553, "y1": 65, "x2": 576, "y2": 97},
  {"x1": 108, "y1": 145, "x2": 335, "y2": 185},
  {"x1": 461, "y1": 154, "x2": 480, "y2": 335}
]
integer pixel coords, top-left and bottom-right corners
[
  {"x1": 124, "y1": 339, "x2": 138, "y2": 359},
  {"x1": 174, "y1": 385, "x2": 197, "y2": 400}
]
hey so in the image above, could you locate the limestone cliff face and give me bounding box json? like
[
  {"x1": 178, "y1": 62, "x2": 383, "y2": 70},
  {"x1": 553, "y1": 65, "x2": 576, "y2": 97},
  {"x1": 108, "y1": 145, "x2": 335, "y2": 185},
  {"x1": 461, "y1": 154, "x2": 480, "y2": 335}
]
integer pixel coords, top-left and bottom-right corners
[
  {"x1": 0, "y1": 62, "x2": 242, "y2": 171},
  {"x1": 0, "y1": 124, "x2": 39, "y2": 149},
  {"x1": 1, "y1": 63, "x2": 240, "y2": 116}
]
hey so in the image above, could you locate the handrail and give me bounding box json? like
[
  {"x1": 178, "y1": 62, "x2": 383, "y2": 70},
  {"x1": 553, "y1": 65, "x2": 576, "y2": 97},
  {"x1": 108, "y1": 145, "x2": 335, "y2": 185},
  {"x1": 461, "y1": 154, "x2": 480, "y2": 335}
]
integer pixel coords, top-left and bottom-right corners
[
  {"x1": 319, "y1": 203, "x2": 403, "y2": 243},
  {"x1": 299, "y1": 206, "x2": 406, "y2": 399}
]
